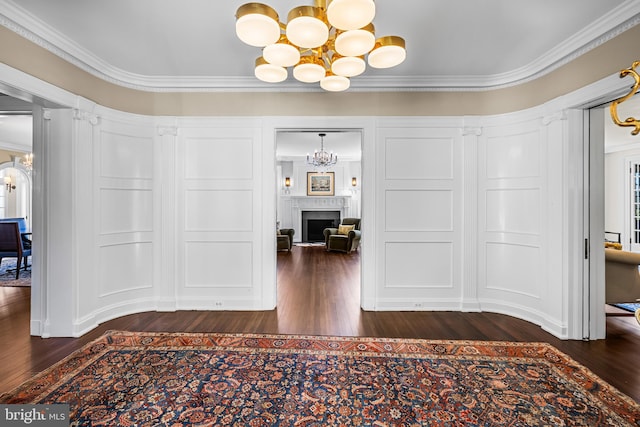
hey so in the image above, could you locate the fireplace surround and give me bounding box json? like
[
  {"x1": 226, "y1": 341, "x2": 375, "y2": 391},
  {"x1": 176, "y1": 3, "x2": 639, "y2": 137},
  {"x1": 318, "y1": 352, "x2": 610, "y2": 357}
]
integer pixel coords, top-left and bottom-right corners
[
  {"x1": 302, "y1": 210, "x2": 341, "y2": 242},
  {"x1": 283, "y1": 196, "x2": 353, "y2": 243}
]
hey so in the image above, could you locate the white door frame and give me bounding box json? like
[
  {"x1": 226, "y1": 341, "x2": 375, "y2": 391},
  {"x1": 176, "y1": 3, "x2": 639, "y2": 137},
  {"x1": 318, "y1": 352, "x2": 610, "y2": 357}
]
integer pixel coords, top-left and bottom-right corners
[
  {"x1": 265, "y1": 117, "x2": 377, "y2": 310},
  {"x1": 587, "y1": 105, "x2": 607, "y2": 340}
]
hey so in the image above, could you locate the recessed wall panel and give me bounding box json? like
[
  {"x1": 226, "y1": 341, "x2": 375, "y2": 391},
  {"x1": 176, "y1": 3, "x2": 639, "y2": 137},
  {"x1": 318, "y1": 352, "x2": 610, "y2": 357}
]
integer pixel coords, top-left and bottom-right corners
[
  {"x1": 100, "y1": 131, "x2": 153, "y2": 179},
  {"x1": 185, "y1": 190, "x2": 252, "y2": 231},
  {"x1": 184, "y1": 137, "x2": 253, "y2": 180},
  {"x1": 385, "y1": 242, "x2": 452, "y2": 288},
  {"x1": 386, "y1": 137, "x2": 453, "y2": 179},
  {"x1": 486, "y1": 131, "x2": 539, "y2": 179},
  {"x1": 485, "y1": 243, "x2": 540, "y2": 297},
  {"x1": 99, "y1": 243, "x2": 153, "y2": 295},
  {"x1": 185, "y1": 242, "x2": 252, "y2": 287},
  {"x1": 100, "y1": 189, "x2": 153, "y2": 234},
  {"x1": 486, "y1": 189, "x2": 540, "y2": 234},
  {"x1": 386, "y1": 190, "x2": 452, "y2": 231}
]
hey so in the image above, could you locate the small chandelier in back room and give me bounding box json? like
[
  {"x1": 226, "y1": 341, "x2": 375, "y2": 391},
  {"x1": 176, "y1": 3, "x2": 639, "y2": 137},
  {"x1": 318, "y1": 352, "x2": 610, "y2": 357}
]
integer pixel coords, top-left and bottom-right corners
[
  {"x1": 235, "y1": 0, "x2": 406, "y2": 92},
  {"x1": 307, "y1": 133, "x2": 337, "y2": 168}
]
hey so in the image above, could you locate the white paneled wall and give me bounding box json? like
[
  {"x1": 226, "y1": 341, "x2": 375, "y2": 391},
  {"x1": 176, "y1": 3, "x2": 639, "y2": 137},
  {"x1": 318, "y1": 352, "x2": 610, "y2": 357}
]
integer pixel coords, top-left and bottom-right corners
[
  {"x1": 477, "y1": 119, "x2": 547, "y2": 325},
  {"x1": 175, "y1": 123, "x2": 264, "y2": 309},
  {"x1": 77, "y1": 113, "x2": 158, "y2": 331},
  {"x1": 375, "y1": 123, "x2": 463, "y2": 309},
  {"x1": 40, "y1": 106, "x2": 573, "y2": 339},
  {"x1": 11, "y1": 59, "x2": 626, "y2": 340}
]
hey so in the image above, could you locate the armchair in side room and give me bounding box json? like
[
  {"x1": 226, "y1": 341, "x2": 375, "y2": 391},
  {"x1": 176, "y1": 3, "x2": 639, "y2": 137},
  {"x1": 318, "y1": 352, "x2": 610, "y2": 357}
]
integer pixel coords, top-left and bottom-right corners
[
  {"x1": 0, "y1": 221, "x2": 31, "y2": 279},
  {"x1": 277, "y1": 228, "x2": 295, "y2": 252},
  {"x1": 0, "y1": 216, "x2": 31, "y2": 255},
  {"x1": 604, "y1": 248, "x2": 640, "y2": 325},
  {"x1": 323, "y1": 218, "x2": 361, "y2": 253}
]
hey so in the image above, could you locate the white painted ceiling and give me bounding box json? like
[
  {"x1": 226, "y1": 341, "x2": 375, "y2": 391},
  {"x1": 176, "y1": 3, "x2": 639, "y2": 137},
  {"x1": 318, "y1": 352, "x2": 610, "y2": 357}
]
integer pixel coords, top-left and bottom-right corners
[
  {"x1": 1, "y1": 0, "x2": 640, "y2": 154},
  {"x1": 276, "y1": 130, "x2": 361, "y2": 161},
  {"x1": 1, "y1": 0, "x2": 639, "y2": 91}
]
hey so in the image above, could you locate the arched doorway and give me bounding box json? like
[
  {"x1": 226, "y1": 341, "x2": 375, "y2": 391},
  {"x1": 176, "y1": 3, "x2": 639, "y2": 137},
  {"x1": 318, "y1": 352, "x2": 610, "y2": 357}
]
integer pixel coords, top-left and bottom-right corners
[{"x1": 0, "y1": 160, "x2": 33, "y2": 225}]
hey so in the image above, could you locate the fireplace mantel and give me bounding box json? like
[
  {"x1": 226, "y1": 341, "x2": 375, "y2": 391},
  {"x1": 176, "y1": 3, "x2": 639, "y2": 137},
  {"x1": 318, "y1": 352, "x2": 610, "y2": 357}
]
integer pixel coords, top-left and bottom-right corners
[
  {"x1": 290, "y1": 196, "x2": 350, "y2": 210},
  {"x1": 285, "y1": 196, "x2": 352, "y2": 242}
]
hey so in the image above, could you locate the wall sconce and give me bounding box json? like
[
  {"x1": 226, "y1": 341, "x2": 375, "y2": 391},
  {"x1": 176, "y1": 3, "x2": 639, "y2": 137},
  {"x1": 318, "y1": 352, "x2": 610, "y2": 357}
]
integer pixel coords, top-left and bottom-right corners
[
  {"x1": 611, "y1": 60, "x2": 640, "y2": 136},
  {"x1": 285, "y1": 177, "x2": 291, "y2": 187},
  {"x1": 351, "y1": 177, "x2": 357, "y2": 187},
  {"x1": 4, "y1": 177, "x2": 15, "y2": 193}
]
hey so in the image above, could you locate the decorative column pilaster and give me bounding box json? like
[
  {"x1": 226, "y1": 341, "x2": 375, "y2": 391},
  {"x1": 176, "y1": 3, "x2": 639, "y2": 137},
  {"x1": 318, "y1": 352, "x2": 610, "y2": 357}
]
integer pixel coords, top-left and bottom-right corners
[
  {"x1": 461, "y1": 122, "x2": 482, "y2": 311},
  {"x1": 157, "y1": 124, "x2": 178, "y2": 311}
]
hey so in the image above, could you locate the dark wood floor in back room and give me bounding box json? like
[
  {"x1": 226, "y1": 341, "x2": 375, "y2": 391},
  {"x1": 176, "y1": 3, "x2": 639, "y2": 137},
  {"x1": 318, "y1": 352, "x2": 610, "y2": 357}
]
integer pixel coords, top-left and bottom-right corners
[{"x1": 0, "y1": 245, "x2": 639, "y2": 403}]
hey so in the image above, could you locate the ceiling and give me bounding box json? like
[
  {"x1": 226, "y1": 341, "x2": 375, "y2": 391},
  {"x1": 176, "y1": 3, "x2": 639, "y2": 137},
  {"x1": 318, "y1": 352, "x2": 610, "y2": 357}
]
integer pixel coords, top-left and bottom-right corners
[
  {"x1": 276, "y1": 130, "x2": 361, "y2": 161},
  {"x1": 2, "y1": 1, "x2": 640, "y2": 155},
  {"x1": 2, "y1": 0, "x2": 639, "y2": 91}
]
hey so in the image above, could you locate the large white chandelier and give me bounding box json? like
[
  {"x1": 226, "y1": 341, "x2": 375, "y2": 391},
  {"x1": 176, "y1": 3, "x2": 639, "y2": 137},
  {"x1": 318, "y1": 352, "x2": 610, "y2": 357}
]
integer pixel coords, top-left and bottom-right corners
[
  {"x1": 307, "y1": 133, "x2": 337, "y2": 168},
  {"x1": 235, "y1": 0, "x2": 406, "y2": 92}
]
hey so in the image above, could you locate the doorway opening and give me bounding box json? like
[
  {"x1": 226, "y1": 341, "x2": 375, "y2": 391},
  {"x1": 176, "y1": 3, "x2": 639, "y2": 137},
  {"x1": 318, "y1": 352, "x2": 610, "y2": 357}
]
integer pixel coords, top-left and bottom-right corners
[
  {"x1": 275, "y1": 128, "x2": 363, "y2": 315},
  {"x1": 600, "y1": 93, "x2": 640, "y2": 335},
  {"x1": 0, "y1": 162, "x2": 32, "y2": 223}
]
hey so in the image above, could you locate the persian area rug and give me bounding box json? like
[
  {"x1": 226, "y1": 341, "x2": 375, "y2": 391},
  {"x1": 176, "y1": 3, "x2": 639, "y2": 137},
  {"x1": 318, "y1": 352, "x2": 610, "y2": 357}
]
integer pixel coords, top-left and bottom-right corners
[
  {"x1": 0, "y1": 258, "x2": 30, "y2": 287},
  {"x1": 1, "y1": 332, "x2": 639, "y2": 426}
]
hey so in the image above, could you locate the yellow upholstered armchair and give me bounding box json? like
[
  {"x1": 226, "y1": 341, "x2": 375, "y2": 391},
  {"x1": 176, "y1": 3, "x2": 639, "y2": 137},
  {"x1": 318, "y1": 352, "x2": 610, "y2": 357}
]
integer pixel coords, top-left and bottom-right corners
[
  {"x1": 323, "y1": 218, "x2": 361, "y2": 253},
  {"x1": 604, "y1": 249, "x2": 640, "y2": 320}
]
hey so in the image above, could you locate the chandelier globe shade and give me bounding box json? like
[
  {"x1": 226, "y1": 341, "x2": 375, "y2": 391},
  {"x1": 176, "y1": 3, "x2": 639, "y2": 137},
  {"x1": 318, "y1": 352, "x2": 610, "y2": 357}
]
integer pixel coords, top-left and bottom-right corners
[
  {"x1": 307, "y1": 133, "x2": 338, "y2": 167},
  {"x1": 331, "y1": 54, "x2": 366, "y2": 77},
  {"x1": 254, "y1": 57, "x2": 288, "y2": 83},
  {"x1": 263, "y1": 36, "x2": 301, "y2": 67},
  {"x1": 286, "y1": 6, "x2": 329, "y2": 48},
  {"x1": 320, "y1": 71, "x2": 350, "y2": 92},
  {"x1": 293, "y1": 56, "x2": 326, "y2": 83},
  {"x1": 327, "y1": 0, "x2": 375, "y2": 30},
  {"x1": 335, "y1": 24, "x2": 375, "y2": 57},
  {"x1": 235, "y1": 3, "x2": 281, "y2": 47},
  {"x1": 368, "y1": 36, "x2": 406, "y2": 69}
]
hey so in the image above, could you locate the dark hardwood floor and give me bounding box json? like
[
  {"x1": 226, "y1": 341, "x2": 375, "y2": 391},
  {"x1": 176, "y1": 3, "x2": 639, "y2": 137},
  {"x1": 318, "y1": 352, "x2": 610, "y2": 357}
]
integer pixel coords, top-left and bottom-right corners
[{"x1": 1, "y1": 245, "x2": 639, "y2": 404}]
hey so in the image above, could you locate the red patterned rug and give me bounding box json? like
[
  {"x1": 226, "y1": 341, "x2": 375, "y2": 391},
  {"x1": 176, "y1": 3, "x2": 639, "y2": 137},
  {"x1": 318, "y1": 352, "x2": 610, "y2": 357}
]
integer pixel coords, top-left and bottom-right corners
[{"x1": 1, "y1": 331, "x2": 639, "y2": 426}]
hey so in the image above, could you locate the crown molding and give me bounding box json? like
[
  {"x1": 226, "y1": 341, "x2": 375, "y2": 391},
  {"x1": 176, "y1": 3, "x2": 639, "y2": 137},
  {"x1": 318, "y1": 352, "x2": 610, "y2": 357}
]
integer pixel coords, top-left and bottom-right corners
[{"x1": 1, "y1": 0, "x2": 639, "y2": 93}]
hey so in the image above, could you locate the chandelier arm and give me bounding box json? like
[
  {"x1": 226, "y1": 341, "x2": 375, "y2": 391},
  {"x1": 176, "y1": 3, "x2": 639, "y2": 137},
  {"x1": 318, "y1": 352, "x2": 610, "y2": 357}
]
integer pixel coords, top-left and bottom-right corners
[
  {"x1": 610, "y1": 61, "x2": 640, "y2": 136},
  {"x1": 314, "y1": 0, "x2": 328, "y2": 10}
]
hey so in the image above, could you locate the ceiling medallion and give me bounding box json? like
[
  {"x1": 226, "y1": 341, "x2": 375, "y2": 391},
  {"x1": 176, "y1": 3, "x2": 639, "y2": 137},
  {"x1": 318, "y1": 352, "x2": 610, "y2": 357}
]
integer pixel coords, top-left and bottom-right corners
[{"x1": 235, "y1": 0, "x2": 406, "y2": 92}]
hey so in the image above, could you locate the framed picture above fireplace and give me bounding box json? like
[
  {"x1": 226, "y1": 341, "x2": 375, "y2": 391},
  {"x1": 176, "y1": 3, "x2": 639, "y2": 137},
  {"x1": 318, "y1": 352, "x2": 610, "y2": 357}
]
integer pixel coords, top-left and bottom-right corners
[{"x1": 307, "y1": 172, "x2": 335, "y2": 196}]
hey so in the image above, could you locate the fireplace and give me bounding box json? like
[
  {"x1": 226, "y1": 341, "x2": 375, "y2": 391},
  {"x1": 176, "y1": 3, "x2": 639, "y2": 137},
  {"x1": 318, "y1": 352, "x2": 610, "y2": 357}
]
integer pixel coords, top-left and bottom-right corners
[{"x1": 302, "y1": 211, "x2": 341, "y2": 242}]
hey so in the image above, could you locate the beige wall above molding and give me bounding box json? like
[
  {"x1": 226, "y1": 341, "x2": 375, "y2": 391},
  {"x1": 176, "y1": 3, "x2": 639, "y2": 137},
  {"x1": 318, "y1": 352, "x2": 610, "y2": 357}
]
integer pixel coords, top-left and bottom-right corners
[{"x1": 1, "y1": 24, "x2": 640, "y2": 117}]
